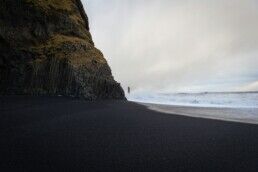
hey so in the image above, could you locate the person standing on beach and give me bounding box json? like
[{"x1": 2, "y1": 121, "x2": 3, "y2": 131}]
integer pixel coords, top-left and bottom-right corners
[{"x1": 128, "y1": 87, "x2": 131, "y2": 94}]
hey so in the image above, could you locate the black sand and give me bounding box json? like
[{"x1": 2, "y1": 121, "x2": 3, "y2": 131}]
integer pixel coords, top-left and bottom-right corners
[{"x1": 1, "y1": 96, "x2": 258, "y2": 171}]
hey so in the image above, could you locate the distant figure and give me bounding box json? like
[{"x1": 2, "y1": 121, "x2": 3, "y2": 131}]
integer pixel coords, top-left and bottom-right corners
[{"x1": 128, "y1": 87, "x2": 131, "y2": 94}]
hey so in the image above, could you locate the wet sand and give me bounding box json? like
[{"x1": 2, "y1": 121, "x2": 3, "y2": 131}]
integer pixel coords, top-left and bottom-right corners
[
  {"x1": 1, "y1": 96, "x2": 258, "y2": 171},
  {"x1": 141, "y1": 102, "x2": 258, "y2": 124}
]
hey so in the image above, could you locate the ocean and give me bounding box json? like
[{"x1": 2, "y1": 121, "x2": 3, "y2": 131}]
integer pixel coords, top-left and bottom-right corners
[
  {"x1": 127, "y1": 91, "x2": 258, "y2": 108},
  {"x1": 127, "y1": 91, "x2": 258, "y2": 124}
]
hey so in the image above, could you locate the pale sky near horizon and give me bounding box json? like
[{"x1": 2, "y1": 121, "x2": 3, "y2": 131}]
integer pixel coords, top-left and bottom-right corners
[{"x1": 83, "y1": 0, "x2": 258, "y2": 93}]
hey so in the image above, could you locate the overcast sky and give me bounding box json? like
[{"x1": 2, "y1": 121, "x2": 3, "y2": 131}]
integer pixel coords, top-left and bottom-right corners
[{"x1": 83, "y1": 0, "x2": 258, "y2": 92}]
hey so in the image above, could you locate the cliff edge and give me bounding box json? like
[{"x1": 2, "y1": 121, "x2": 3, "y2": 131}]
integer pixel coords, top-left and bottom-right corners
[{"x1": 0, "y1": 0, "x2": 125, "y2": 100}]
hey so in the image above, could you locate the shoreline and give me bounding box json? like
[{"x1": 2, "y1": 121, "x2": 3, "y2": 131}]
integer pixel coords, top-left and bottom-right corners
[{"x1": 137, "y1": 102, "x2": 258, "y2": 125}]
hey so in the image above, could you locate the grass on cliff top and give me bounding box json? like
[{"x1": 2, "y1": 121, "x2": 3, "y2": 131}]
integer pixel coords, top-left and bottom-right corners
[
  {"x1": 48, "y1": 35, "x2": 107, "y2": 66},
  {"x1": 29, "y1": 34, "x2": 107, "y2": 66},
  {"x1": 25, "y1": 0, "x2": 86, "y2": 27},
  {"x1": 25, "y1": 0, "x2": 74, "y2": 11}
]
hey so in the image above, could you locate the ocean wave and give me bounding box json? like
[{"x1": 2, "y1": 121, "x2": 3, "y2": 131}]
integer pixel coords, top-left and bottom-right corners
[{"x1": 127, "y1": 92, "x2": 258, "y2": 108}]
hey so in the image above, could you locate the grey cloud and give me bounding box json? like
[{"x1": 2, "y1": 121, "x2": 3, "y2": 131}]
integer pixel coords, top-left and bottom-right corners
[{"x1": 83, "y1": 0, "x2": 258, "y2": 92}]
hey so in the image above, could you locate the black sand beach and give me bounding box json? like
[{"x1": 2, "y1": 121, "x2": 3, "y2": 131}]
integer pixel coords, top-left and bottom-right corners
[{"x1": 1, "y1": 96, "x2": 258, "y2": 171}]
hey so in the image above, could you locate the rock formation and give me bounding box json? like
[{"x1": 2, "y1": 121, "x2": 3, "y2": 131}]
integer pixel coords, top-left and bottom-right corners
[{"x1": 0, "y1": 0, "x2": 125, "y2": 100}]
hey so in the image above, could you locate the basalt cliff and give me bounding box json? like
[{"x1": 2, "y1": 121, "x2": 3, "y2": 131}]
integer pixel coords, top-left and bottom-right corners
[{"x1": 0, "y1": 0, "x2": 125, "y2": 100}]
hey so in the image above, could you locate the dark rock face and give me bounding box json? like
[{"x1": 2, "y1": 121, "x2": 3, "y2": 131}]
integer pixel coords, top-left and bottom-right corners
[{"x1": 0, "y1": 0, "x2": 125, "y2": 100}]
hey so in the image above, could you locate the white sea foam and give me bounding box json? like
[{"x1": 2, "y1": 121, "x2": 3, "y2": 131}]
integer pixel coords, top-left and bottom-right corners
[
  {"x1": 127, "y1": 91, "x2": 258, "y2": 108},
  {"x1": 127, "y1": 91, "x2": 258, "y2": 124}
]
